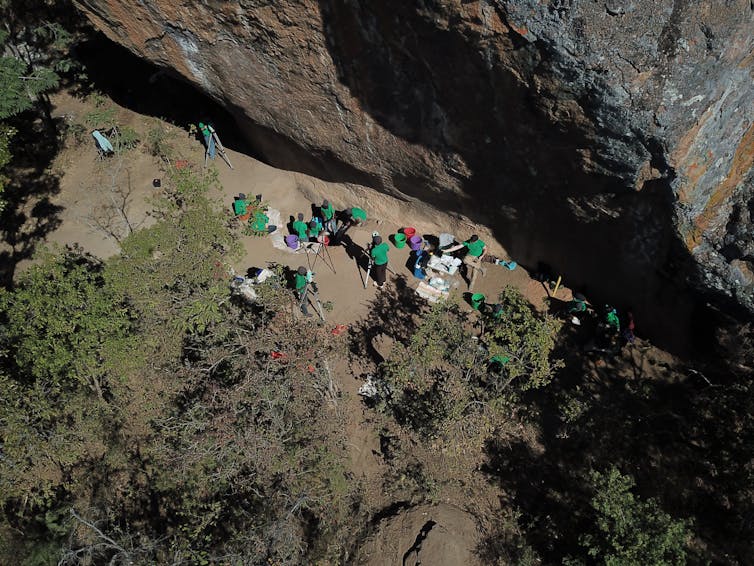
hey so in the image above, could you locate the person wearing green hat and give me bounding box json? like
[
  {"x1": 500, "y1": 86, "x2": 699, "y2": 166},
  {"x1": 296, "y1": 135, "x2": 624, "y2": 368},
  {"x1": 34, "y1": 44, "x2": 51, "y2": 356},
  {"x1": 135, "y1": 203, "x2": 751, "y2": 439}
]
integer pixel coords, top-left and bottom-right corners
[
  {"x1": 292, "y1": 213, "x2": 308, "y2": 240},
  {"x1": 444, "y1": 234, "x2": 488, "y2": 290},
  {"x1": 369, "y1": 234, "x2": 390, "y2": 289},
  {"x1": 333, "y1": 206, "x2": 367, "y2": 243}
]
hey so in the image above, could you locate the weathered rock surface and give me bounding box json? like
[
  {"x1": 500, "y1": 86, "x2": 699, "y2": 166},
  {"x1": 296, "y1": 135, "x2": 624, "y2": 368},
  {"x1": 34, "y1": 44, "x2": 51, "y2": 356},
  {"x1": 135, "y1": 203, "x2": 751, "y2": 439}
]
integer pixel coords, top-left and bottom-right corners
[{"x1": 73, "y1": 0, "x2": 754, "y2": 349}]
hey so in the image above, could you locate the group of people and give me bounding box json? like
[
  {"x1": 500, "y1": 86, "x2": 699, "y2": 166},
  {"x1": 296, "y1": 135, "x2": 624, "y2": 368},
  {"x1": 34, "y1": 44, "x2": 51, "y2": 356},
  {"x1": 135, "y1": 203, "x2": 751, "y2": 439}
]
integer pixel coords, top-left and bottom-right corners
[
  {"x1": 289, "y1": 201, "x2": 367, "y2": 246},
  {"x1": 565, "y1": 292, "x2": 636, "y2": 353},
  {"x1": 247, "y1": 196, "x2": 639, "y2": 352},
  {"x1": 286, "y1": 199, "x2": 508, "y2": 317}
]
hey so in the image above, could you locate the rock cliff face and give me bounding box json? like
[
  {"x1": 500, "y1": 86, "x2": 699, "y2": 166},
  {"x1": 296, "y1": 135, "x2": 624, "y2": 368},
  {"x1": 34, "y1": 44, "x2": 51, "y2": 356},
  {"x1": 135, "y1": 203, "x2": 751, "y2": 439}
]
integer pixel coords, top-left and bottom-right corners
[{"x1": 73, "y1": 0, "x2": 754, "y2": 349}]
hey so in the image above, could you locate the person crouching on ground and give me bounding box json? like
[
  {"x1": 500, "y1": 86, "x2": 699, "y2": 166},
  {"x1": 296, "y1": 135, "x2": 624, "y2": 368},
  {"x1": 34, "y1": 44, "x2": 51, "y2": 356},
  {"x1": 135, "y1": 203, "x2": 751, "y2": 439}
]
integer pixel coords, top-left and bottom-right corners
[
  {"x1": 444, "y1": 234, "x2": 488, "y2": 290},
  {"x1": 333, "y1": 206, "x2": 367, "y2": 243},
  {"x1": 369, "y1": 234, "x2": 390, "y2": 289}
]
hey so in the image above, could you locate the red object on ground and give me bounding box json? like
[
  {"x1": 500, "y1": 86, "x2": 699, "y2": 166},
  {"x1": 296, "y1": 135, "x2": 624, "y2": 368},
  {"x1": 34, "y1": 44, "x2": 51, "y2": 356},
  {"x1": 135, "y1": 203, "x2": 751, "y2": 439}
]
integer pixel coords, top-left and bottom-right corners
[
  {"x1": 403, "y1": 227, "x2": 416, "y2": 239},
  {"x1": 331, "y1": 324, "x2": 348, "y2": 336},
  {"x1": 307, "y1": 365, "x2": 315, "y2": 373},
  {"x1": 271, "y1": 351, "x2": 287, "y2": 360},
  {"x1": 322, "y1": 235, "x2": 330, "y2": 246},
  {"x1": 174, "y1": 159, "x2": 189, "y2": 169}
]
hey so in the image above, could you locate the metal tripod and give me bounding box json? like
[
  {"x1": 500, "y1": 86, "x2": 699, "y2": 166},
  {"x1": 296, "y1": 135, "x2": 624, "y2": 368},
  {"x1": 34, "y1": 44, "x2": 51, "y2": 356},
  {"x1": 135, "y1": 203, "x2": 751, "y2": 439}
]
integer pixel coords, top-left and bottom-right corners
[
  {"x1": 360, "y1": 245, "x2": 395, "y2": 289},
  {"x1": 302, "y1": 241, "x2": 336, "y2": 274},
  {"x1": 203, "y1": 125, "x2": 233, "y2": 169}
]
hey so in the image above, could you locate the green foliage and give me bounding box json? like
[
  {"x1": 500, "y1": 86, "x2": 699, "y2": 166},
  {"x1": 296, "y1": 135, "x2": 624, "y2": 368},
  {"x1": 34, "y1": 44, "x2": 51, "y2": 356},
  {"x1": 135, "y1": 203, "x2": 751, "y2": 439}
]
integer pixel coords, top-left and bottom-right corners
[
  {"x1": 1, "y1": 248, "x2": 131, "y2": 392},
  {"x1": 63, "y1": 120, "x2": 87, "y2": 145},
  {"x1": 378, "y1": 290, "x2": 561, "y2": 438},
  {"x1": 107, "y1": 166, "x2": 240, "y2": 355},
  {"x1": 0, "y1": 47, "x2": 59, "y2": 119},
  {"x1": 574, "y1": 467, "x2": 689, "y2": 566},
  {"x1": 82, "y1": 96, "x2": 117, "y2": 129},
  {"x1": 378, "y1": 300, "x2": 482, "y2": 435},
  {"x1": 0, "y1": 247, "x2": 132, "y2": 504},
  {"x1": 0, "y1": 123, "x2": 14, "y2": 212},
  {"x1": 485, "y1": 286, "x2": 563, "y2": 393},
  {"x1": 138, "y1": 310, "x2": 356, "y2": 564},
  {"x1": 0, "y1": 164, "x2": 358, "y2": 564},
  {"x1": 145, "y1": 121, "x2": 174, "y2": 159},
  {"x1": 112, "y1": 125, "x2": 140, "y2": 153},
  {"x1": 0, "y1": 11, "x2": 75, "y2": 121}
]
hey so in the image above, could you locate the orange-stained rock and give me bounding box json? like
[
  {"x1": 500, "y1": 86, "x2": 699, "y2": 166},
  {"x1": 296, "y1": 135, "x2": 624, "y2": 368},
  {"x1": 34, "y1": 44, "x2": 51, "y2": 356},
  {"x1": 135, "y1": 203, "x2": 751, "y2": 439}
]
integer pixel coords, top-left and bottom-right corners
[{"x1": 73, "y1": 0, "x2": 754, "y2": 347}]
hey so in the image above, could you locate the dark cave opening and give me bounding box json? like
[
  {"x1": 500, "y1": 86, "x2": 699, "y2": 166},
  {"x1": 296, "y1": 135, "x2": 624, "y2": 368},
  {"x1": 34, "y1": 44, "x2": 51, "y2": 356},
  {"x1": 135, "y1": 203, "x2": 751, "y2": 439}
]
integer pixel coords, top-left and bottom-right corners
[{"x1": 66, "y1": 23, "x2": 739, "y2": 360}]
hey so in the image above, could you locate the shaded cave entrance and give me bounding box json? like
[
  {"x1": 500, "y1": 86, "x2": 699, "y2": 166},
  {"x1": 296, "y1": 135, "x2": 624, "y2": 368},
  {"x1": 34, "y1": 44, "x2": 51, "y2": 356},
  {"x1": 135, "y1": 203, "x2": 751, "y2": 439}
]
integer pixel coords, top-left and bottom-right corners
[
  {"x1": 71, "y1": 30, "x2": 726, "y2": 359},
  {"x1": 73, "y1": 34, "x2": 252, "y2": 157}
]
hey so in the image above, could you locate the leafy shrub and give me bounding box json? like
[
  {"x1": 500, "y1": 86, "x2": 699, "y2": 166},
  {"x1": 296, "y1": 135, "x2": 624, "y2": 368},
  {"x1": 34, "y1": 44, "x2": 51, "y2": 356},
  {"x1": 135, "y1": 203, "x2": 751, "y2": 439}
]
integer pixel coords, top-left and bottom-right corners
[
  {"x1": 113, "y1": 125, "x2": 140, "y2": 152},
  {"x1": 83, "y1": 95, "x2": 117, "y2": 129},
  {"x1": 64, "y1": 121, "x2": 87, "y2": 145},
  {"x1": 377, "y1": 289, "x2": 562, "y2": 437},
  {"x1": 568, "y1": 467, "x2": 689, "y2": 566},
  {"x1": 484, "y1": 286, "x2": 563, "y2": 393},
  {"x1": 145, "y1": 121, "x2": 173, "y2": 159}
]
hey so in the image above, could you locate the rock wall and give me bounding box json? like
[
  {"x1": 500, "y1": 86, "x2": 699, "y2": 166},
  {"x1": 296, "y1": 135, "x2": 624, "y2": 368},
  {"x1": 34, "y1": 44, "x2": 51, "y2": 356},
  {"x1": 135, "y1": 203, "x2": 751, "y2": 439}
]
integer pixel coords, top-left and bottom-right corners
[{"x1": 73, "y1": 0, "x2": 754, "y2": 350}]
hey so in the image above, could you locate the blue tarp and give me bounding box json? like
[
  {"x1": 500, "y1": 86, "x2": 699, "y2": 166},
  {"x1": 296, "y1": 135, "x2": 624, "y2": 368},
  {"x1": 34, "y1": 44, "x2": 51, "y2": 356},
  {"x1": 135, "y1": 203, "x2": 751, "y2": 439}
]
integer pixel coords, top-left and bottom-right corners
[{"x1": 92, "y1": 130, "x2": 114, "y2": 153}]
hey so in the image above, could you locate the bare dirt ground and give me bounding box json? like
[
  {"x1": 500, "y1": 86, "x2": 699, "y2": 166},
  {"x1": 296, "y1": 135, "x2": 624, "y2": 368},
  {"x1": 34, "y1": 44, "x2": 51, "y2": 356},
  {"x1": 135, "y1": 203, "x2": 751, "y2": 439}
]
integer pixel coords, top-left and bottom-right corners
[{"x1": 3, "y1": 91, "x2": 684, "y2": 565}]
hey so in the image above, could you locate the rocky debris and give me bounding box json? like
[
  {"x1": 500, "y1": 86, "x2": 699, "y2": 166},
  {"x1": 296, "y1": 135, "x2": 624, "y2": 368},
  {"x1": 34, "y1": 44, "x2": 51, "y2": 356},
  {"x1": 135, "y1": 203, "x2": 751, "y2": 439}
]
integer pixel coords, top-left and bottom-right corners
[{"x1": 72, "y1": 0, "x2": 754, "y2": 351}]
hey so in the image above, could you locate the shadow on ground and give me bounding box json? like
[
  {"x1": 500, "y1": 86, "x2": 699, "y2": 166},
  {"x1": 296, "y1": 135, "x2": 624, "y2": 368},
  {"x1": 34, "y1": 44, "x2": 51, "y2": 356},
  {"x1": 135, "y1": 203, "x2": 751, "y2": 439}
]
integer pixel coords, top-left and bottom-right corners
[
  {"x1": 0, "y1": 112, "x2": 65, "y2": 286},
  {"x1": 481, "y1": 323, "x2": 754, "y2": 564},
  {"x1": 348, "y1": 274, "x2": 425, "y2": 366}
]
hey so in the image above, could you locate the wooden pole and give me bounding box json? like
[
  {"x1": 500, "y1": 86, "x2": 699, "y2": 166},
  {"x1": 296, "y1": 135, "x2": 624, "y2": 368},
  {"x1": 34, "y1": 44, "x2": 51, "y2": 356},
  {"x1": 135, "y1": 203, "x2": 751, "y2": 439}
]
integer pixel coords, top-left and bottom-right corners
[{"x1": 552, "y1": 275, "x2": 562, "y2": 297}]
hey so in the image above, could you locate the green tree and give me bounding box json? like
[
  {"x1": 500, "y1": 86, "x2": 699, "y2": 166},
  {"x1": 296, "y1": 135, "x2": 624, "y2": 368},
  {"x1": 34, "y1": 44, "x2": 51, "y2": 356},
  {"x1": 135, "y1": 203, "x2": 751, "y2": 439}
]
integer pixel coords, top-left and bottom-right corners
[
  {"x1": 106, "y1": 167, "x2": 241, "y2": 356},
  {"x1": 0, "y1": 0, "x2": 78, "y2": 121},
  {"x1": 0, "y1": 32, "x2": 59, "y2": 120},
  {"x1": 0, "y1": 0, "x2": 78, "y2": 211},
  {"x1": 573, "y1": 467, "x2": 689, "y2": 566},
  {"x1": 485, "y1": 286, "x2": 563, "y2": 393},
  {"x1": 0, "y1": 247, "x2": 133, "y2": 508},
  {"x1": 378, "y1": 291, "x2": 561, "y2": 439},
  {"x1": 0, "y1": 123, "x2": 13, "y2": 211}
]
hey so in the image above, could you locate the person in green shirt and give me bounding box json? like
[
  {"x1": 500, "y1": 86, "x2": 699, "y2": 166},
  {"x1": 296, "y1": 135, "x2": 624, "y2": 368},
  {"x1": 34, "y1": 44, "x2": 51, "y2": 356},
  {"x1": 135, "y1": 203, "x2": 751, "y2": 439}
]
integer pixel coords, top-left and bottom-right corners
[
  {"x1": 198, "y1": 122, "x2": 216, "y2": 159},
  {"x1": 233, "y1": 195, "x2": 250, "y2": 219},
  {"x1": 320, "y1": 199, "x2": 336, "y2": 233},
  {"x1": 251, "y1": 210, "x2": 269, "y2": 233},
  {"x1": 605, "y1": 306, "x2": 620, "y2": 333},
  {"x1": 333, "y1": 206, "x2": 367, "y2": 243},
  {"x1": 369, "y1": 235, "x2": 390, "y2": 289},
  {"x1": 294, "y1": 266, "x2": 312, "y2": 317},
  {"x1": 292, "y1": 213, "x2": 308, "y2": 240},
  {"x1": 308, "y1": 220, "x2": 323, "y2": 241},
  {"x1": 567, "y1": 293, "x2": 587, "y2": 313},
  {"x1": 444, "y1": 234, "x2": 488, "y2": 290}
]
